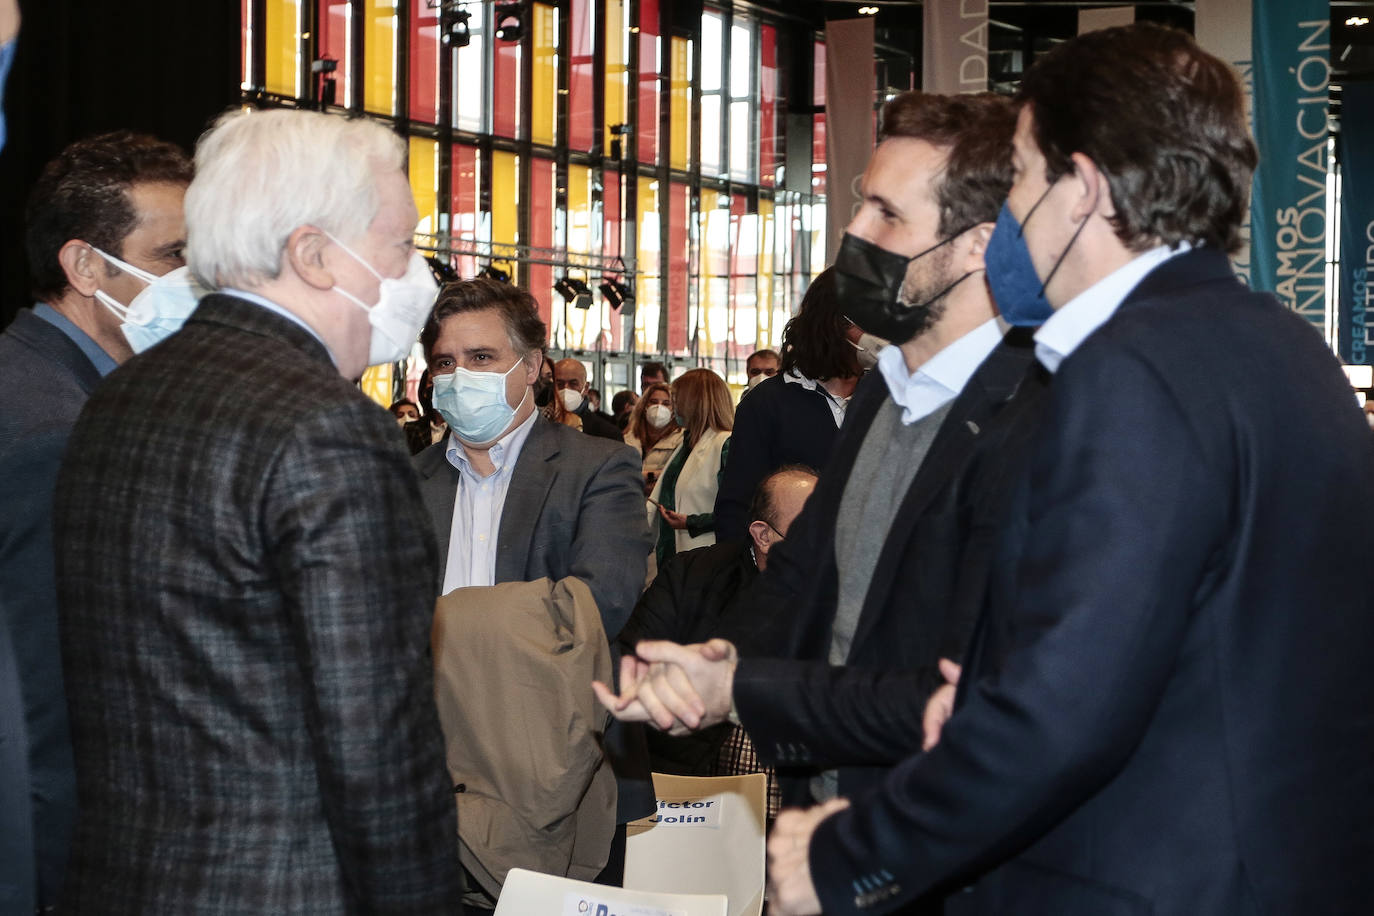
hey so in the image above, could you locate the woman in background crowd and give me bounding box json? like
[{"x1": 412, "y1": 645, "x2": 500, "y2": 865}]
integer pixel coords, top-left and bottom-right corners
[
  {"x1": 624, "y1": 381, "x2": 684, "y2": 496},
  {"x1": 712, "y1": 267, "x2": 862, "y2": 542},
  {"x1": 648, "y1": 368, "x2": 733, "y2": 568}
]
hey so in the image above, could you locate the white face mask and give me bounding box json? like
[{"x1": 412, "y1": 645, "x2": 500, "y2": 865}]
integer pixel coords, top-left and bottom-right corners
[
  {"x1": 91, "y1": 249, "x2": 206, "y2": 354},
  {"x1": 327, "y1": 233, "x2": 438, "y2": 366},
  {"x1": 646, "y1": 403, "x2": 672, "y2": 429},
  {"x1": 851, "y1": 331, "x2": 889, "y2": 371},
  {"x1": 560, "y1": 388, "x2": 585, "y2": 413},
  {"x1": 746, "y1": 373, "x2": 769, "y2": 390}
]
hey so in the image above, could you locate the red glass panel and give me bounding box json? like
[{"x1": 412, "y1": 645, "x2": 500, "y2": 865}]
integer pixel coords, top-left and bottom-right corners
[
  {"x1": 450, "y1": 144, "x2": 481, "y2": 277},
  {"x1": 530, "y1": 158, "x2": 555, "y2": 329},
  {"x1": 317, "y1": 0, "x2": 351, "y2": 104},
  {"x1": 409, "y1": 0, "x2": 439, "y2": 122},
  {"x1": 667, "y1": 182, "x2": 689, "y2": 352},
  {"x1": 604, "y1": 173, "x2": 622, "y2": 261},
  {"x1": 759, "y1": 23, "x2": 777, "y2": 188},
  {"x1": 636, "y1": 0, "x2": 659, "y2": 163},
  {"x1": 569, "y1": 0, "x2": 595, "y2": 152},
  {"x1": 493, "y1": 38, "x2": 521, "y2": 138}
]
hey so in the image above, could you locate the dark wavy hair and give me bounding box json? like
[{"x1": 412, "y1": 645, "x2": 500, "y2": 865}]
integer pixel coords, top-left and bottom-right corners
[
  {"x1": 26, "y1": 130, "x2": 194, "y2": 301},
  {"x1": 1018, "y1": 22, "x2": 1257, "y2": 254},
  {"x1": 780, "y1": 267, "x2": 861, "y2": 381},
  {"x1": 421, "y1": 276, "x2": 548, "y2": 360},
  {"x1": 878, "y1": 91, "x2": 1016, "y2": 236}
]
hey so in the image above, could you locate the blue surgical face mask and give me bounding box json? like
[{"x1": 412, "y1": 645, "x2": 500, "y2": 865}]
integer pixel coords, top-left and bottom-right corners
[
  {"x1": 91, "y1": 248, "x2": 206, "y2": 352},
  {"x1": 985, "y1": 180, "x2": 1088, "y2": 327},
  {"x1": 431, "y1": 357, "x2": 530, "y2": 445}
]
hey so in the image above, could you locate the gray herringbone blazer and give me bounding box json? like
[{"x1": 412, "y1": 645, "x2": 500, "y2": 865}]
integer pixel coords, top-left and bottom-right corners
[{"x1": 53, "y1": 294, "x2": 462, "y2": 915}]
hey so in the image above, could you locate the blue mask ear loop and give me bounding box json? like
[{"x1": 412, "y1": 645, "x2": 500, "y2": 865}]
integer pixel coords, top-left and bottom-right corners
[{"x1": 1015, "y1": 178, "x2": 1091, "y2": 300}]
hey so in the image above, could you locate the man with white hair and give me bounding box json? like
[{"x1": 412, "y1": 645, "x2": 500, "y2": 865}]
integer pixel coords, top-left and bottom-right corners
[{"x1": 51, "y1": 109, "x2": 462, "y2": 914}]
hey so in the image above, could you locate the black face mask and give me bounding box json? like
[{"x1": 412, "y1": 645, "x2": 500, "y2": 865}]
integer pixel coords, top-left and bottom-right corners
[
  {"x1": 533, "y1": 377, "x2": 554, "y2": 408},
  {"x1": 833, "y1": 229, "x2": 978, "y2": 345}
]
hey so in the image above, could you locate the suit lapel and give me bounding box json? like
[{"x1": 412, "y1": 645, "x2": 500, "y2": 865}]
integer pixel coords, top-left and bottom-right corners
[
  {"x1": 414, "y1": 438, "x2": 460, "y2": 560},
  {"x1": 496, "y1": 418, "x2": 560, "y2": 583},
  {"x1": 849, "y1": 331, "x2": 1036, "y2": 652}
]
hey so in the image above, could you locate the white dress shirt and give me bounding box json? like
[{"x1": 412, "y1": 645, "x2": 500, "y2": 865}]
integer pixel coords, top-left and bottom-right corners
[
  {"x1": 441, "y1": 408, "x2": 539, "y2": 595},
  {"x1": 1033, "y1": 243, "x2": 1191, "y2": 374},
  {"x1": 876, "y1": 317, "x2": 1004, "y2": 425}
]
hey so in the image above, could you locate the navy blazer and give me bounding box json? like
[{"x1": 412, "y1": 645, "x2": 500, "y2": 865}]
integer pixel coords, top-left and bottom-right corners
[
  {"x1": 0, "y1": 308, "x2": 102, "y2": 910},
  {"x1": 722, "y1": 329, "x2": 1050, "y2": 802},
  {"x1": 809, "y1": 249, "x2": 1374, "y2": 915},
  {"x1": 713, "y1": 373, "x2": 845, "y2": 544},
  {"x1": 54, "y1": 294, "x2": 462, "y2": 914}
]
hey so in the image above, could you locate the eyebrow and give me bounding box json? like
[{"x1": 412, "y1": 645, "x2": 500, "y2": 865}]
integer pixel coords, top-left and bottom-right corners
[
  {"x1": 866, "y1": 192, "x2": 902, "y2": 215},
  {"x1": 153, "y1": 240, "x2": 186, "y2": 258}
]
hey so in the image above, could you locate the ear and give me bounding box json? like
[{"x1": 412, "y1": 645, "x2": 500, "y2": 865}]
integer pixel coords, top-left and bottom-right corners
[
  {"x1": 748, "y1": 520, "x2": 771, "y2": 553},
  {"x1": 285, "y1": 226, "x2": 335, "y2": 291},
  {"x1": 1068, "y1": 152, "x2": 1115, "y2": 223},
  {"x1": 58, "y1": 240, "x2": 106, "y2": 297},
  {"x1": 961, "y1": 222, "x2": 995, "y2": 274}
]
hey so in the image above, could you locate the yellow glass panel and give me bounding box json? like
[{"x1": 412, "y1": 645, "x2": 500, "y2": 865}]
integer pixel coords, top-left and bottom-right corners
[
  {"x1": 758, "y1": 197, "x2": 775, "y2": 347},
  {"x1": 604, "y1": 0, "x2": 626, "y2": 151},
  {"x1": 531, "y1": 3, "x2": 557, "y2": 146},
  {"x1": 698, "y1": 189, "x2": 719, "y2": 353},
  {"x1": 567, "y1": 164, "x2": 592, "y2": 253},
  {"x1": 360, "y1": 363, "x2": 393, "y2": 408},
  {"x1": 670, "y1": 37, "x2": 690, "y2": 171},
  {"x1": 265, "y1": 0, "x2": 301, "y2": 97},
  {"x1": 491, "y1": 151, "x2": 520, "y2": 246},
  {"x1": 364, "y1": 0, "x2": 397, "y2": 115},
  {"x1": 408, "y1": 137, "x2": 439, "y2": 237}
]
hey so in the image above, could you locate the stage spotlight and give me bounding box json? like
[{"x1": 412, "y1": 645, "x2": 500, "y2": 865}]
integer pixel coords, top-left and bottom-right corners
[
  {"x1": 555, "y1": 276, "x2": 594, "y2": 309},
  {"x1": 444, "y1": 10, "x2": 471, "y2": 47},
  {"x1": 599, "y1": 277, "x2": 634, "y2": 312},
  {"x1": 494, "y1": 2, "x2": 524, "y2": 41},
  {"x1": 480, "y1": 263, "x2": 512, "y2": 284},
  {"x1": 425, "y1": 255, "x2": 459, "y2": 284}
]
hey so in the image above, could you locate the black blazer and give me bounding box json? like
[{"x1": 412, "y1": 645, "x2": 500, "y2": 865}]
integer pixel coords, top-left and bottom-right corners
[
  {"x1": 808, "y1": 249, "x2": 1374, "y2": 915},
  {"x1": 724, "y1": 328, "x2": 1050, "y2": 800},
  {"x1": 0, "y1": 308, "x2": 101, "y2": 909}
]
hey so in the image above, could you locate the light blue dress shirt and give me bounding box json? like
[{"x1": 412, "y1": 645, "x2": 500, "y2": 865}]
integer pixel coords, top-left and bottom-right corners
[
  {"x1": 1033, "y1": 243, "x2": 1191, "y2": 374},
  {"x1": 441, "y1": 407, "x2": 539, "y2": 594},
  {"x1": 876, "y1": 317, "x2": 1004, "y2": 425},
  {"x1": 33, "y1": 304, "x2": 118, "y2": 377}
]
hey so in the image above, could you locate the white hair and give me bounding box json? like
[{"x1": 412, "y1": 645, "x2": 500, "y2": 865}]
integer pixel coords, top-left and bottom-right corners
[{"x1": 185, "y1": 108, "x2": 407, "y2": 290}]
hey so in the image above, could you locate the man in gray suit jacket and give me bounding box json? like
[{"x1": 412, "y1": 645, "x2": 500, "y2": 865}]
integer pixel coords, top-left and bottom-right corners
[
  {"x1": 413, "y1": 277, "x2": 654, "y2": 894},
  {"x1": 0, "y1": 130, "x2": 191, "y2": 911},
  {"x1": 52, "y1": 109, "x2": 461, "y2": 914}
]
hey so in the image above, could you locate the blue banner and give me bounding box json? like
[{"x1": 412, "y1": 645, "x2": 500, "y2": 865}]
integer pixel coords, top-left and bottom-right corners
[
  {"x1": 1337, "y1": 83, "x2": 1374, "y2": 365},
  {"x1": 1249, "y1": 0, "x2": 1328, "y2": 334}
]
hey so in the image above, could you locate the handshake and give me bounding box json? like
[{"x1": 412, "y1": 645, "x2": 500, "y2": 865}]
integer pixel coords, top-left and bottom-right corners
[{"x1": 593, "y1": 638, "x2": 963, "y2": 751}]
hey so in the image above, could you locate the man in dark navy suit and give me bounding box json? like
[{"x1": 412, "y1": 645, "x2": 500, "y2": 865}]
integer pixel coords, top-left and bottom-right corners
[
  {"x1": 758, "y1": 24, "x2": 1374, "y2": 915},
  {"x1": 0, "y1": 131, "x2": 191, "y2": 912}
]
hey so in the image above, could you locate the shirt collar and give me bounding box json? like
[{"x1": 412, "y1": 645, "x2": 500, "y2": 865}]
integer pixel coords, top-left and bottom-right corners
[
  {"x1": 445, "y1": 406, "x2": 539, "y2": 479},
  {"x1": 33, "y1": 303, "x2": 119, "y2": 377},
  {"x1": 877, "y1": 317, "x2": 1004, "y2": 425},
  {"x1": 1033, "y1": 243, "x2": 1191, "y2": 374},
  {"x1": 222, "y1": 288, "x2": 336, "y2": 364}
]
